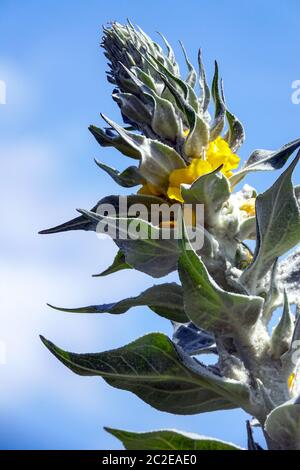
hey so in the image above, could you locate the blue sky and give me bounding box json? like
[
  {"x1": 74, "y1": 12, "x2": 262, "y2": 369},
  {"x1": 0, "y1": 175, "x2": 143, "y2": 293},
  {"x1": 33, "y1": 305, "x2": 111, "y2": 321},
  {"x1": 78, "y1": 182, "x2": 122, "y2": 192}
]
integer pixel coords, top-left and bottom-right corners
[{"x1": 0, "y1": 0, "x2": 299, "y2": 450}]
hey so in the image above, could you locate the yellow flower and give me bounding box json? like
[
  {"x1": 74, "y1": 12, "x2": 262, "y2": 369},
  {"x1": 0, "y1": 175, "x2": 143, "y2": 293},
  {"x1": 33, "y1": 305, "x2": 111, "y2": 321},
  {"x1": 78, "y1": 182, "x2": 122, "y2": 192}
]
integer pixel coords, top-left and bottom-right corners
[
  {"x1": 166, "y1": 186, "x2": 183, "y2": 202},
  {"x1": 240, "y1": 198, "x2": 256, "y2": 217},
  {"x1": 167, "y1": 137, "x2": 240, "y2": 202}
]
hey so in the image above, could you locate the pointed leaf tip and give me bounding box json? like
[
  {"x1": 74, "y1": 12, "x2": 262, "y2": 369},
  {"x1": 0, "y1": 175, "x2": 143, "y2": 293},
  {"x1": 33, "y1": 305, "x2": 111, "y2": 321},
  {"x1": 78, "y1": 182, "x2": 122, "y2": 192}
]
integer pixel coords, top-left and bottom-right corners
[{"x1": 104, "y1": 427, "x2": 243, "y2": 450}]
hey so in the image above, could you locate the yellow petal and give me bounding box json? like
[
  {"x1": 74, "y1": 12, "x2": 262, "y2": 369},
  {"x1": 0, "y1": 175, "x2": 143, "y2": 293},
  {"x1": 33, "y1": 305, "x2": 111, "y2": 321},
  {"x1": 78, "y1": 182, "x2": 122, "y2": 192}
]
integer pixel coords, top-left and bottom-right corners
[
  {"x1": 169, "y1": 167, "x2": 195, "y2": 187},
  {"x1": 206, "y1": 137, "x2": 240, "y2": 173},
  {"x1": 167, "y1": 137, "x2": 241, "y2": 203},
  {"x1": 167, "y1": 186, "x2": 184, "y2": 202},
  {"x1": 240, "y1": 198, "x2": 256, "y2": 217},
  {"x1": 193, "y1": 158, "x2": 213, "y2": 177}
]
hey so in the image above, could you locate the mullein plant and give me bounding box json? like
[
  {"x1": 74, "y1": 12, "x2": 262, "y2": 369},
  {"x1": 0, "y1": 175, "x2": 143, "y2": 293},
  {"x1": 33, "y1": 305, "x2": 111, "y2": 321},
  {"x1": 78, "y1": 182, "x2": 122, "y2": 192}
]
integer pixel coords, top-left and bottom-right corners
[{"x1": 40, "y1": 21, "x2": 300, "y2": 450}]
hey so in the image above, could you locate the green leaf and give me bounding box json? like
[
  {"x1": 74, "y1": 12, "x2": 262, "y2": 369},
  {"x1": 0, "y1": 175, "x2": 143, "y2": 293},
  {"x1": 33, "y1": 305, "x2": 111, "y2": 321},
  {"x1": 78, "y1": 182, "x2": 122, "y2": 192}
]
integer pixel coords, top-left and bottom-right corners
[
  {"x1": 181, "y1": 167, "x2": 230, "y2": 226},
  {"x1": 105, "y1": 427, "x2": 243, "y2": 450},
  {"x1": 39, "y1": 194, "x2": 166, "y2": 235},
  {"x1": 271, "y1": 291, "x2": 294, "y2": 358},
  {"x1": 156, "y1": 32, "x2": 177, "y2": 71},
  {"x1": 210, "y1": 61, "x2": 226, "y2": 140},
  {"x1": 93, "y1": 250, "x2": 132, "y2": 277},
  {"x1": 241, "y1": 154, "x2": 300, "y2": 291},
  {"x1": 178, "y1": 231, "x2": 264, "y2": 333},
  {"x1": 48, "y1": 283, "x2": 188, "y2": 323},
  {"x1": 145, "y1": 57, "x2": 200, "y2": 136},
  {"x1": 262, "y1": 260, "x2": 280, "y2": 324},
  {"x1": 78, "y1": 210, "x2": 179, "y2": 278},
  {"x1": 278, "y1": 247, "x2": 300, "y2": 310},
  {"x1": 133, "y1": 67, "x2": 157, "y2": 92},
  {"x1": 179, "y1": 41, "x2": 197, "y2": 89},
  {"x1": 183, "y1": 113, "x2": 209, "y2": 159},
  {"x1": 224, "y1": 109, "x2": 245, "y2": 153},
  {"x1": 113, "y1": 92, "x2": 152, "y2": 126},
  {"x1": 41, "y1": 332, "x2": 248, "y2": 415},
  {"x1": 230, "y1": 138, "x2": 300, "y2": 187},
  {"x1": 146, "y1": 52, "x2": 199, "y2": 113},
  {"x1": 236, "y1": 217, "x2": 256, "y2": 241},
  {"x1": 220, "y1": 82, "x2": 245, "y2": 153},
  {"x1": 116, "y1": 64, "x2": 181, "y2": 143},
  {"x1": 264, "y1": 396, "x2": 300, "y2": 450},
  {"x1": 295, "y1": 185, "x2": 300, "y2": 204},
  {"x1": 95, "y1": 160, "x2": 143, "y2": 188},
  {"x1": 89, "y1": 124, "x2": 141, "y2": 159},
  {"x1": 101, "y1": 114, "x2": 185, "y2": 191},
  {"x1": 197, "y1": 49, "x2": 210, "y2": 113},
  {"x1": 39, "y1": 210, "x2": 96, "y2": 235},
  {"x1": 112, "y1": 219, "x2": 179, "y2": 278},
  {"x1": 79, "y1": 207, "x2": 219, "y2": 278},
  {"x1": 147, "y1": 92, "x2": 180, "y2": 142}
]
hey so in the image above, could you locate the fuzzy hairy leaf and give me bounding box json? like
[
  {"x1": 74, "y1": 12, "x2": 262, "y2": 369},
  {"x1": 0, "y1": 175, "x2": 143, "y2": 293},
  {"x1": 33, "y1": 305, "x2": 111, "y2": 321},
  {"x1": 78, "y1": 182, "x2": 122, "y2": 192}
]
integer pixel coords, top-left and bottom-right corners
[
  {"x1": 271, "y1": 291, "x2": 294, "y2": 358},
  {"x1": 75, "y1": 207, "x2": 216, "y2": 278},
  {"x1": 94, "y1": 160, "x2": 143, "y2": 188},
  {"x1": 263, "y1": 260, "x2": 281, "y2": 323},
  {"x1": 39, "y1": 210, "x2": 96, "y2": 235},
  {"x1": 224, "y1": 109, "x2": 245, "y2": 153},
  {"x1": 103, "y1": 21, "x2": 180, "y2": 89},
  {"x1": 220, "y1": 82, "x2": 245, "y2": 153},
  {"x1": 48, "y1": 283, "x2": 188, "y2": 323},
  {"x1": 265, "y1": 396, "x2": 300, "y2": 450},
  {"x1": 230, "y1": 138, "x2": 300, "y2": 186},
  {"x1": 89, "y1": 124, "x2": 141, "y2": 159},
  {"x1": 101, "y1": 114, "x2": 185, "y2": 190},
  {"x1": 236, "y1": 217, "x2": 256, "y2": 241},
  {"x1": 105, "y1": 427, "x2": 242, "y2": 450},
  {"x1": 181, "y1": 167, "x2": 230, "y2": 226},
  {"x1": 148, "y1": 53, "x2": 199, "y2": 113},
  {"x1": 78, "y1": 210, "x2": 179, "y2": 278},
  {"x1": 241, "y1": 154, "x2": 300, "y2": 291},
  {"x1": 179, "y1": 41, "x2": 197, "y2": 89},
  {"x1": 183, "y1": 113, "x2": 209, "y2": 159},
  {"x1": 210, "y1": 62, "x2": 226, "y2": 140},
  {"x1": 113, "y1": 92, "x2": 152, "y2": 127},
  {"x1": 278, "y1": 247, "x2": 300, "y2": 309},
  {"x1": 148, "y1": 92, "x2": 180, "y2": 142},
  {"x1": 178, "y1": 233, "x2": 264, "y2": 333},
  {"x1": 156, "y1": 32, "x2": 177, "y2": 72},
  {"x1": 114, "y1": 64, "x2": 181, "y2": 143},
  {"x1": 39, "y1": 194, "x2": 166, "y2": 235},
  {"x1": 41, "y1": 333, "x2": 248, "y2": 415},
  {"x1": 295, "y1": 185, "x2": 300, "y2": 204},
  {"x1": 141, "y1": 51, "x2": 200, "y2": 136},
  {"x1": 93, "y1": 250, "x2": 132, "y2": 277},
  {"x1": 197, "y1": 49, "x2": 210, "y2": 113}
]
